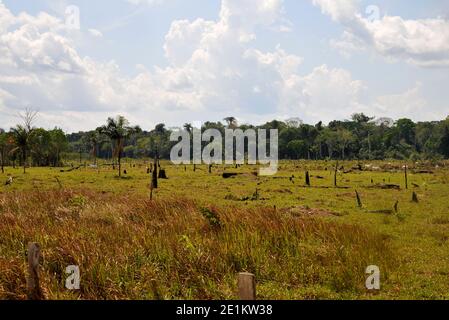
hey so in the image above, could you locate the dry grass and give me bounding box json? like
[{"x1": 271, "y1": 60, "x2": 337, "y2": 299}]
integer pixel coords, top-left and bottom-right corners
[{"x1": 0, "y1": 189, "x2": 396, "y2": 300}]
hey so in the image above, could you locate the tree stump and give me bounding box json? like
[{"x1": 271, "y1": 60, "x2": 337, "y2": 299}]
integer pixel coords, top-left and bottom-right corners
[
  {"x1": 412, "y1": 192, "x2": 419, "y2": 203},
  {"x1": 158, "y1": 169, "x2": 168, "y2": 179}
]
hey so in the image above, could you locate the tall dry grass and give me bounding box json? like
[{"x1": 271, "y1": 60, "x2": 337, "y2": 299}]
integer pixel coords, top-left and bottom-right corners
[{"x1": 0, "y1": 189, "x2": 396, "y2": 300}]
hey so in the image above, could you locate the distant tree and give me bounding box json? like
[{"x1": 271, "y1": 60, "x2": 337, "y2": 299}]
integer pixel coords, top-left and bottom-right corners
[
  {"x1": 337, "y1": 129, "x2": 355, "y2": 159},
  {"x1": 439, "y1": 125, "x2": 449, "y2": 158},
  {"x1": 155, "y1": 123, "x2": 167, "y2": 134},
  {"x1": 0, "y1": 129, "x2": 8, "y2": 173},
  {"x1": 99, "y1": 116, "x2": 140, "y2": 177},
  {"x1": 30, "y1": 128, "x2": 51, "y2": 166},
  {"x1": 183, "y1": 123, "x2": 193, "y2": 133},
  {"x1": 83, "y1": 130, "x2": 101, "y2": 165},
  {"x1": 261, "y1": 120, "x2": 286, "y2": 131},
  {"x1": 320, "y1": 129, "x2": 338, "y2": 159},
  {"x1": 395, "y1": 118, "x2": 416, "y2": 146},
  {"x1": 286, "y1": 140, "x2": 308, "y2": 159},
  {"x1": 299, "y1": 124, "x2": 318, "y2": 159},
  {"x1": 10, "y1": 109, "x2": 38, "y2": 173},
  {"x1": 351, "y1": 113, "x2": 374, "y2": 124},
  {"x1": 285, "y1": 117, "x2": 303, "y2": 128},
  {"x1": 223, "y1": 117, "x2": 238, "y2": 129}
]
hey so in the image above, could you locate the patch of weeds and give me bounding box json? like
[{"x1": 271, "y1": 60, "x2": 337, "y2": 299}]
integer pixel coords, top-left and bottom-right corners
[
  {"x1": 224, "y1": 194, "x2": 240, "y2": 201},
  {"x1": 68, "y1": 194, "x2": 87, "y2": 208},
  {"x1": 200, "y1": 207, "x2": 222, "y2": 230}
]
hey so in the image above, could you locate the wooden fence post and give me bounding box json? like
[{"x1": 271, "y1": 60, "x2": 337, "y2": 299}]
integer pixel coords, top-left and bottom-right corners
[
  {"x1": 27, "y1": 242, "x2": 43, "y2": 300},
  {"x1": 238, "y1": 272, "x2": 256, "y2": 300}
]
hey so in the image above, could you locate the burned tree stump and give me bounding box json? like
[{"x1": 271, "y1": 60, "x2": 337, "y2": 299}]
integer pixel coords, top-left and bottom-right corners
[
  {"x1": 355, "y1": 190, "x2": 363, "y2": 208},
  {"x1": 404, "y1": 164, "x2": 409, "y2": 190},
  {"x1": 158, "y1": 169, "x2": 168, "y2": 179},
  {"x1": 412, "y1": 192, "x2": 419, "y2": 203},
  {"x1": 151, "y1": 156, "x2": 158, "y2": 190},
  {"x1": 305, "y1": 171, "x2": 311, "y2": 187},
  {"x1": 334, "y1": 161, "x2": 339, "y2": 187}
]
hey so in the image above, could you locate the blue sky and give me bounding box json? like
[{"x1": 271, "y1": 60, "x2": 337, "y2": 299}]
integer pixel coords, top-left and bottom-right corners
[{"x1": 0, "y1": 0, "x2": 448, "y2": 132}]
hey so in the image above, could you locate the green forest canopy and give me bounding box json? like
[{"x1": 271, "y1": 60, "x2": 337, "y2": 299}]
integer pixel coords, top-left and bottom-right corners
[{"x1": 1, "y1": 113, "x2": 449, "y2": 168}]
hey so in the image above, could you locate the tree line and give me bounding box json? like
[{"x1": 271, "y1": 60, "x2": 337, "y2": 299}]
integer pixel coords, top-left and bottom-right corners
[{"x1": 1, "y1": 112, "x2": 449, "y2": 174}]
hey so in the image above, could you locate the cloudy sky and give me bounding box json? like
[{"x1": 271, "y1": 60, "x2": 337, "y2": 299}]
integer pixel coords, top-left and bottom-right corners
[{"x1": 0, "y1": 0, "x2": 448, "y2": 132}]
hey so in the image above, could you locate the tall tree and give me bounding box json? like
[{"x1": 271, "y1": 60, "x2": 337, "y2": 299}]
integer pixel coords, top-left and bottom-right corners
[
  {"x1": 183, "y1": 123, "x2": 193, "y2": 133},
  {"x1": 83, "y1": 130, "x2": 102, "y2": 165},
  {"x1": 337, "y1": 129, "x2": 354, "y2": 160},
  {"x1": 223, "y1": 117, "x2": 238, "y2": 129},
  {"x1": 10, "y1": 109, "x2": 38, "y2": 173},
  {"x1": 49, "y1": 128, "x2": 68, "y2": 167},
  {"x1": 99, "y1": 116, "x2": 140, "y2": 177},
  {"x1": 439, "y1": 125, "x2": 449, "y2": 158}
]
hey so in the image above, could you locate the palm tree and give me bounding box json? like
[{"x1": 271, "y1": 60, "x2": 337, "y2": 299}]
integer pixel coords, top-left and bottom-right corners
[
  {"x1": 183, "y1": 123, "x2": 193, "y2": 133},
  {"x1": 223, "y1": 117, "x2": 238, "y2": 129},
  {"x1": 98, "y1": 116, "x2": 140, "y2": 177},
  {"x1": 10, "y1": 109, "x2": 38, "y2": 173}
]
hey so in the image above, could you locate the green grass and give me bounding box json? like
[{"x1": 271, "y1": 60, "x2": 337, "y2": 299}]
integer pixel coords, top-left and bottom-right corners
[{"x1": 0, "y1": 160, "x2": 448, "y2": 299}]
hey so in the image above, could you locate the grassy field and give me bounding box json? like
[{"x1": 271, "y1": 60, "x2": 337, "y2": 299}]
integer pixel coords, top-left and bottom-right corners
[{"x1": 1, "y1": 160, "x2": 449, "y2": 300}]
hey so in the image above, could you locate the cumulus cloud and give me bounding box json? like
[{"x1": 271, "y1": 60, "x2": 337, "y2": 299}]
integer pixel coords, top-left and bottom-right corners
[
  {"x1": 0, "y1": 0, "x2": 373, "y2": 131},
  {"x1": 312, "y1": 0, "x2": 449, "y2": 68},
  {"x1": 88, "y1": 29, "x2": 103, "y2": 38},
  {"x1": 372, "y1": 83, "x2": 429, "y2": 120},
  {"x1": 0, "y1": 0, "x2": 437, "y2": 132}
]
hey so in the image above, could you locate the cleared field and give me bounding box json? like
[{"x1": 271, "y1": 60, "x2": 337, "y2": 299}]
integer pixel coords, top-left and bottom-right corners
[{"x1": 1, "y1": 160, "x2": 449, "y2": 299}]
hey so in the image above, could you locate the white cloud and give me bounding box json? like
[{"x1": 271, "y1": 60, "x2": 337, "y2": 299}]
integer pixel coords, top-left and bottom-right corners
[
  {"x1": 88, "y1": 29, "x2": 103, "y2": 38},
  {"x1": 0, "y1": 0, "x2": 438, "y2": 132},
  {"x1": 126, "y1": 0, "x2": 167, "y2": 6},
  {"x1": 312, "y1": 0, "x2": 359, "y2": 22},
  {"x1": 372, "y1": 83, "x2": 429, "y2": 120},
  {"x1": 312, "y1": 0, "x2": 449, "y2": 68}
]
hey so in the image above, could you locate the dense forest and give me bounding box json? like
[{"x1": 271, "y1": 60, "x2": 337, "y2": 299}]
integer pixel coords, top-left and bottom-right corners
[{"x1": 1, "y1": 113, "x2": 449, "y2": 171}]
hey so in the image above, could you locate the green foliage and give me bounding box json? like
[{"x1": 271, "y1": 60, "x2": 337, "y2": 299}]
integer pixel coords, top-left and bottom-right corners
[
  {"x1": 200, "y1": 207, "x2": 222, "y2": 229},
  {"x1": 5, "y1": 113, "x2": 449, "y2": 168}
]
